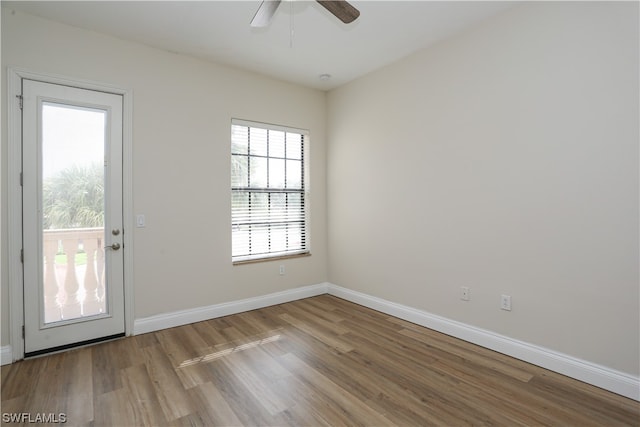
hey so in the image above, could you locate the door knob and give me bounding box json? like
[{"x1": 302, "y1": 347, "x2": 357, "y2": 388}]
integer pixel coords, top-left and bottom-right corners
[
  {"x1": 105, "y1": 243, "x2": 121, "y2": 250},
  {"x1": 112, "y1": 229, "x2": 120, "y2": 236}
]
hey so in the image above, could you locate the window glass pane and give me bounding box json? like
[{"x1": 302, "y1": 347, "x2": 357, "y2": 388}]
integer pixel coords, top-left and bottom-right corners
[
  {"x1": 286, "y1": 133, "x2": 302, "y2": 159},
  {"x1": 41, "y1": 102, "x2": 107, "y2": 322},
  {"x1": 232, "y1": 224, "x2": 249, "y2": 257},
  {"x1": 287, "y1": 193, "x2": 304, "y2": 220},
  {"x1": 269, "y1": 130, "x2": 286, "y2": 158},
  {"x1": 232, "y1": 192, "x2": 249, "y2": 221},
  {"x1": 251, "y1": 225, "x2": 269, "y2": 254},
  {"x1": 287, "y1": 223, "x2": 304, "y2": 250},
  {"x1": 270, "y1": 224, "x2": 287, "y2": 253},
  {"x1": 250, "y1": 157, "x2": 268, "y2": 188},
  {"x1": 249, "y1": 127, "x2": 268, "y2": 156},
  {"x1": 250, "y1": 192, "x2": 268, "y2": 223},
  {"x1": 231, "y1": 125, "x2": 248, "y2": 154},
  {"x1": 270, "y1": 193, "x2": 287, "y2": 222},
  {"x1": 231, "y1": 155, "x2": 248, "y2": 187},
  {"x1": 286, "y1": 159, "x2": 302, "y2": 189},
  {"x1": 269, "y1": 158, "x2": 285, "y2": 188}
]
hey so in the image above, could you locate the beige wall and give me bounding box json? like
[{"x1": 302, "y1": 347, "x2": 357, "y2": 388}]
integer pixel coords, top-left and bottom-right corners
[
  {"x1": 327, "y1": 2, "x2": 639, "y2": 375},
  {"x1": 1, "y1": 9, "x2": 328, "y2": 345}
]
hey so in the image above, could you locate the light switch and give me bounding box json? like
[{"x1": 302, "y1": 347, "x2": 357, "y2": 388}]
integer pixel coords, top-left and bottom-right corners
[{"x1": 136, "y1": 214, "x2": 146, "y2": 228}]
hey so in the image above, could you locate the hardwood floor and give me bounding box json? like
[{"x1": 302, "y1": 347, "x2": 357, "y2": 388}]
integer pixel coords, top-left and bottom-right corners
[{"x1": 2, "y1": 295, "x2": 639, "y2": 426}]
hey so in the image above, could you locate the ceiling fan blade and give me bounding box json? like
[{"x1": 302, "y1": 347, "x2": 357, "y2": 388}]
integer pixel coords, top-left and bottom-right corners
[
  {"x1": 250, "y1": 0, "x2": 282, "y2": 28},
  {"x1": 316, "y1": 0, "x2": 360, "y2": 24}
]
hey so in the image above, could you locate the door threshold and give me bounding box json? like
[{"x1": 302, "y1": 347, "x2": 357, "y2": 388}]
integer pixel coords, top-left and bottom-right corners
[{"x1": 25, "y1": 332, "x2": 126, "y2": 359}]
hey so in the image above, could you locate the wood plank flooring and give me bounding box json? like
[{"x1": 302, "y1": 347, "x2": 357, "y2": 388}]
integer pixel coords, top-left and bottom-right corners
[{"x1": 2, "y1": 295, "x2": 639, "y2": 426}]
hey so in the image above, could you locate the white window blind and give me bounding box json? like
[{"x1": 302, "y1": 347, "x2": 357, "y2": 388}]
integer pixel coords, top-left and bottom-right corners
[{"x1": 231, "y1": 120, "x2": 309, "y2": 263}]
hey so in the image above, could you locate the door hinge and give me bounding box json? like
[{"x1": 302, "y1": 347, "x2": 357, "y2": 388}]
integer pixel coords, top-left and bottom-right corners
[
  {"x1": 16, "y1": 94, "x2": 23, "y2": 110},
  {"x1": 20, "y1": 249, "x2": 24, "y2": 263},
  {"x1": 22, "y1": 325, "x2": 25, "y2": 339},
  {"x1": 19, "y1": 172, "x2": 23, "y2": 187}
]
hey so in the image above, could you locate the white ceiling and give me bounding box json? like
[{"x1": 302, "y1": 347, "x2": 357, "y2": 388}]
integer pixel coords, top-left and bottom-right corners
[{"x1": 4, "y1": 1, "x2": 515, "y2": 90}]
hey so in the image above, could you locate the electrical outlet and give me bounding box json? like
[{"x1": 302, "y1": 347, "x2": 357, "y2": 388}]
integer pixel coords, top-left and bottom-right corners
[
  {"x1": 501, "y1": 294, "x2": 512, "y2": 311},
  {"x1": 279, "y1": 265, "x2": 285, "y2": 276},
  {"x1": 461, "y1": 286, "x2": 470, "y2": 301}
]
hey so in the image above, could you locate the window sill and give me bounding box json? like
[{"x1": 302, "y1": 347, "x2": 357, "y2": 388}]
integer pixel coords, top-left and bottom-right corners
[{"x1": 232, "y1": 252, "x2": 311, "y2": 266}]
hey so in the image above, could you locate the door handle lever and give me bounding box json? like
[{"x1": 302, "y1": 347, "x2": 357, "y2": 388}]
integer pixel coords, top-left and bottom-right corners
[{"x1": 105, "y1": 243, "x2": 121, "y2": 250}]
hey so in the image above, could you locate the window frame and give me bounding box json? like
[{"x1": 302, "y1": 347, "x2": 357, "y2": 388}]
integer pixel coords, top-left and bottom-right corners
[{"x1": 231, "y1": 119, "x2": 310, "y2": 264}]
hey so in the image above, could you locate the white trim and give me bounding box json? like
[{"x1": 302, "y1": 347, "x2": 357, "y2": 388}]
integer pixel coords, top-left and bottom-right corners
[
  {"x1": 6, "y1": 68, "x2": 134, "y2": 362},
  {"x1": 1, "y1": 346, "x2": 13, "y2": 366},
  {"x1": 134, "y1": 283, "x2": 328, "y2": 335},
  {"x1": 8, "y1": 69, "x2": 25, "y2": 363},
  {"x1": 325, "y1": 283, "x2": 640, "y2": 401},
  {"x1": 231, "y1": 118, "x2": 309, "y2": 136},
  {"x1": 121, "y1": 84, "x2": 135, "y2": 338}
]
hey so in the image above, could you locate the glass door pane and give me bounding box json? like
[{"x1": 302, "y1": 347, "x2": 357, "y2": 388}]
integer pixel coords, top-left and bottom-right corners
[{"x1": 41, "y1": 102, "x2": 107, "y2": 323}]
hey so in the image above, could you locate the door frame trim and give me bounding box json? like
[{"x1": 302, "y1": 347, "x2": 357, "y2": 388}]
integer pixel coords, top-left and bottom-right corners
[{"x1": 7, "y1": 68, "x2": 134, "y2": 362}]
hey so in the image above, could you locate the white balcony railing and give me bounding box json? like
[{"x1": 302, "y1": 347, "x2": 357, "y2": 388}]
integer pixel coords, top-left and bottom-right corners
[{"x1": 43, "y1": 227, "x2": 106, "y2": 324}]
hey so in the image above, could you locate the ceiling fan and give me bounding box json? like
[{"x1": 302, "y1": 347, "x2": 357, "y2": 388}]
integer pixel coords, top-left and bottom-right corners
[{"x1": 251, "y1": 0, "x2": 360, "y2": 27}]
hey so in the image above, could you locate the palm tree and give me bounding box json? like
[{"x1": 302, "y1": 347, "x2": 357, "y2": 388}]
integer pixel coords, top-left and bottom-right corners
[{"x1": 43, "y1": 163, "x2": 104, "y2": 229}]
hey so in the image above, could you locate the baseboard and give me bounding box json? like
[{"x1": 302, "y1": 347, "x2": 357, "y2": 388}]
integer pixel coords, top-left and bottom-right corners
[
  {"x1": 326, "y1": 283, "x2": 640, "y2": 401},
  {"x1": 1, "y1": 345, "x2": 13, "y2": 366},
  {"x1": 133, "y1": 283, "x2": 329, "y2": 335}
]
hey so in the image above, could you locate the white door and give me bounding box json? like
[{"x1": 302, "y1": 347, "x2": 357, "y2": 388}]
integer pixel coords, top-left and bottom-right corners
[{"x1": 22, "y1": 79, "x2": 125, "y2": 356}]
